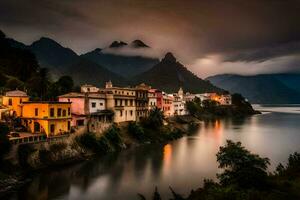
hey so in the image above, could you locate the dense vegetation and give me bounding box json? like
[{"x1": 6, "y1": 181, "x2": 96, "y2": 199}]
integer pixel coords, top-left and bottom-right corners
[
  {"x1": 128, "y1": 107, "x2": 184, "y2": 143},
  {"x1": 186, "y1": 94, "x2": 259, "y2": 119},
  {"x1": 140, "y1": 140, "x2": 300, "y2": 200}
]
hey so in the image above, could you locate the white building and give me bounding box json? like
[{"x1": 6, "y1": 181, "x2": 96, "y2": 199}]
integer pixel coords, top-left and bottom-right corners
[
  {"x1": 148, "y1": 89, "x2": 157, "y2": 110},
  {"x1": 81, "y1": 84, "x2": 100, "y2": 93},
  {"x1": 173, "y1": 88, "x2": 188, "y2": 116}
]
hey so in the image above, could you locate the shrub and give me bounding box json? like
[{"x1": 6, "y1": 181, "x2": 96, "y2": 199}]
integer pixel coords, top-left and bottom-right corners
[
  {"x1": 0, "y1": 123, "x2": 11, "y2": 163},
  {"x1": 143, "y1": 107, "x2": 164, "y2": 129},
  {"x1": 105, "y1": 125, "x2": 122, "y2": 145},
  {"x1": 39, "y1": 148, "x2": 52, "y2": 165},
  {"x1": 18, "y1": 144, "x2": 36, "y2": 168},
  {"x1": 75, "y1": 132, "x2": 111, "y2": 154},
  {"x1": 75, "y1": 132, "x2": 99, "y2": 152},
  {"x1": 128, "y1": 122, "x2": 147, "y2": 142}
]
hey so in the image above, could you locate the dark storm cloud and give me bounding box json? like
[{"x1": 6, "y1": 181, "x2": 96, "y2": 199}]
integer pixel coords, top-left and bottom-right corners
[
  {"x1": 224, "y1": 41, "x2": 300, "y2": 62},
  {"x1": 0, "y1": 0, "x2": 300, "y2": 76}
]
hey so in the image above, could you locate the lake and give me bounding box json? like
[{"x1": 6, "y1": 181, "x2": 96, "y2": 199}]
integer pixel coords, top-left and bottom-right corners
[{"x1": 7, "y1": 105, "x2": 300, "y2": 200}]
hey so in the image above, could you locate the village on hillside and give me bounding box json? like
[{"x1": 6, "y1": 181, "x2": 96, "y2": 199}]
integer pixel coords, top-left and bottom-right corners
[{"x1": 0, "y1": 81, "x2": 232, "y2": 145}]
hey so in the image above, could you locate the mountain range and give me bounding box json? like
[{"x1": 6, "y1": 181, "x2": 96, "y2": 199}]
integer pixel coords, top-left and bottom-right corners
[
  {"x1": 3, "y1": 31, "x2": 220, "y2": 94},
  {"x1": 207, "y1": 74, "x2": 300, "y2": 104},
  {"x1": 4, "y1": 30, "x2": 300, "y2": 103}
]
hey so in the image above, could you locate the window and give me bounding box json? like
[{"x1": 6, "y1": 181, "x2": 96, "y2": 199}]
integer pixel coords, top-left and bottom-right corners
[
  {"x1": 115, "y1": 99, "x2": 118, "y2": 106},
  {"x1": 50, "y1": 108, "x2": 55, "y2": 117},
  {"x1": 68, "y1": 108, "x2": 71, "y2": 115},
  {"x1": 120, "y1": 110, "x2": 123, "y2": 117},
  {"x1": 125, "y1": 99, "x2": 128, "y2": 106},
  {"x1": 130, "y1": 100, "x2": 133, "y2": 106},
  {"x1": 20, "y1": 99, "x2": 22, "y2": 104},
  {"x1": 91, "y1": 102, "x2": 96, "y2": 108},
  {"x1": 100, "y1": 102, "x2": 103, "y2": 106},
  {"x1": 57, "y1": 108, "x2": 62, "y2": 117},
  {"x1": 63, "y1": 110, "x2": 66, "y2": 117},
  {"x1": 35, "y1": 108, "x2": 39, "y2": 116},
  {"x1": 68, "y1": 98, "x2": 70, "y2": 102},
  {"x1": 130, "y1": 110, "x2": 133, "y2": 116},
  {"x1": 8, "y1": 98, "x2": 12, "y2": 106}
]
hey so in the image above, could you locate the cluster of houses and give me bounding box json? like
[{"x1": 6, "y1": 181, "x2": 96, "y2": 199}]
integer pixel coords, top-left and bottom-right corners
[{"x1": 0, "y1": 81, "x2": 231, "y2": 144}]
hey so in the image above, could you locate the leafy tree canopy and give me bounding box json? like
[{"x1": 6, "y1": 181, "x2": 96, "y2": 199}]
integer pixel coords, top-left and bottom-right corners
[{"x1": 216, "y1": 140, "x2": 270, "y2": 189}]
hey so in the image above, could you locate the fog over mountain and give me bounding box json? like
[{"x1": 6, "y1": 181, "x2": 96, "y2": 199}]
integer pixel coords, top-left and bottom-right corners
[{"x1": 1, "y1": 0, "x2": 300, "y2": 78}]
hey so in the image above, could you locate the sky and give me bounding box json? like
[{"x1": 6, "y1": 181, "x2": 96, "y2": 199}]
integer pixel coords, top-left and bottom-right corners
[{"x1": 0, "y1": 0, "x2": 300, "y2": 78}]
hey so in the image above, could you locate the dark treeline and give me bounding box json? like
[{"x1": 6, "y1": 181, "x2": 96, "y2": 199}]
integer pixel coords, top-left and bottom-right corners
[
  {"x1": 0, "y1": 30, "x2": 76, "y2": 100},
  {"x1": 140, "y1": 140, "x2": 300, "y2": 200},
  {"x1": 186, "y1": 94, "x2": 260, "y2": 119}
]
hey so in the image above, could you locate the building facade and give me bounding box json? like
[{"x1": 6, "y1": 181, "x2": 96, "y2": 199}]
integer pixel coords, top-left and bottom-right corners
[
  {"x1": 21, "y1": 102, "x2": 71, "y2": 137},
  {"x1": 2, "y1": 90, "x2": 29, "y2": 117},
  {"x1": 135, "y1": 83, "x2": 150, "y2": 120},
  {"x1": 162, "y1": 93, "x2": 174, "y2": 117},
  {"x1": 148, "y1": 89, "x2": 157, "y2": 110},
  {"x1": 104, "y1": 81, "x2": 137, "y2": 123},
  {"x1": 59, "y1": 92, "x2": 113, "y2": 131},
  {"x1": 173, "y1": 88, "x2": 187, "y2": 116}
]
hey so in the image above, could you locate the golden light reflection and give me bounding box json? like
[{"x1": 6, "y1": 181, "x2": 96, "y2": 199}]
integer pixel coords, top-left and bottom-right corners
[
  {"x1": 213, "y1": 120, "x2": 223, "y2": 143},
  {"x1": 163, "y1": 144, "x2": 172, "y2": 168}
]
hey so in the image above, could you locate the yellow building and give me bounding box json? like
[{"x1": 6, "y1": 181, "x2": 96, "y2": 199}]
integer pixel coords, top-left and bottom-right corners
[
  {"x1": 21, "y1": 102, "x2": 72, "y2": 137},
  {"x1": 103, "y1": 81, "x2": 136, "y2": 123},
  {"x1": 2, "y1": 90, "x2": 29, "y2": 117}
]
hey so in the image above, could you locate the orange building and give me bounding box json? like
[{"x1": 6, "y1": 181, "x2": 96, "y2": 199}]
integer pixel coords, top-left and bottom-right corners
[
  {"x1": 2, "y1": 90, "x2": 29, "y2": 117},
  {"x1": 21, "y1": 102, "x2": 72, "y2": 137}
]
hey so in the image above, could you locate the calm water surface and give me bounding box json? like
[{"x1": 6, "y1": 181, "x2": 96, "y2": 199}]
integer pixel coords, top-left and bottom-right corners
[{"x1": 7, "y1": 105, "x2": 300, "y2": 200}]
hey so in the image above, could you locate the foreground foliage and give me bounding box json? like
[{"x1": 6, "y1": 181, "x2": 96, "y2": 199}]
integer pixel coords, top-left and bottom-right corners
[{"x1": 140, "y1": 140, "x2": 300, "y2": 200}]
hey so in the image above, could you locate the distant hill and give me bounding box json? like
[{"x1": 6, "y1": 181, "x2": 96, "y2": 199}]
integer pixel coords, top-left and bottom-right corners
[
  {"x1": 7, "y1": 37, "x2": 125, "y2": 86},
  {"x1": 133, "y1": 53, "x2": 223, "y2": 93},
  {"x1": 0, "y1": 30, "x2": 39, "y2": 84},
  {"x1": 206, "y1": 74, "x2": 300, "y2": 104},
  {"x1": 81, "y1": 40, "x2": 159, "y2": 77},
  {"x1": 29, "y1": 37, "x2": 80, "y2": 79}
]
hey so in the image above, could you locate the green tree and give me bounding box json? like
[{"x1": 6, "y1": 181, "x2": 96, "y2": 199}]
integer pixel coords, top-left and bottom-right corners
[
  {"x1": 145, "y1": 107, "x2": 164, "y2": 128},
  {"x1": 26, "y1": 68, "x2": 51, "y2": 100},
  {"x1": 57, "y1": 75, "x2": 74, "y2": 94},
  {"x1": 0, "y1": 123, "x2": 11, "y2": 163},
  {"x1": 216, "y1": 140, "x2": 270, "y2": 189}
]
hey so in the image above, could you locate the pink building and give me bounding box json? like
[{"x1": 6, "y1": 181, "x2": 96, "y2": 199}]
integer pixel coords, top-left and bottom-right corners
[{"x1": 59, "y1": 92, "x2": 112, "y2": 128}]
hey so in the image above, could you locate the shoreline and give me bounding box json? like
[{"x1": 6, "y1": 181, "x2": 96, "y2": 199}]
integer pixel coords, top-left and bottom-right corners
[{"x1": 0, "y1": 111, "x2": 258, "y2": 197}]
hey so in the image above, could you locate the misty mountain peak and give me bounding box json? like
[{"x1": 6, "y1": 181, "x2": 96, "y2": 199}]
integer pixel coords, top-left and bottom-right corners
[
  {"x1": 109, "y1": 41, "x2": 128, "y2": 48},
  {"x1": 162, "y1": 52, "x2": 176, "y2": 63},
  {"x1": 131, "y1": 40, "x2": 149, "y2": 48}
]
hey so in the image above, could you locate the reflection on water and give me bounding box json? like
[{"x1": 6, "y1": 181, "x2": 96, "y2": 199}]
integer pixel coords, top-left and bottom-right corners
[{"x1": 7, "y1": 105, "x2": 300, "y2": 200}]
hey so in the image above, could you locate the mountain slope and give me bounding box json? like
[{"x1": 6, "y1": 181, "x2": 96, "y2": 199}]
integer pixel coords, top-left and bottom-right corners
[
  {"x1": 63, "y1": 58, "x2": 126, "y2": 87},
  {"x1": 81, "y1": 40, "x2": 159, "y2": 77},
  {"x1": 206, "y1": 74, "x2": 300, "y2": 104},
  {"x1": 29, "y1": 37, "x2": 79, "y2": 78},
  {"x1": 273, "y1": 73, "x2": 300, "y2": 93},
  {"x1": 25, "y1": 37, "x2": 124, "y2": 86},
  {"x1": 133, "y1": 53, "x2": 223, "y2": 93}
]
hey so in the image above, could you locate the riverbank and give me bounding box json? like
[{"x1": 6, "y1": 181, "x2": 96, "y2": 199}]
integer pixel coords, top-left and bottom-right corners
[{"x1": 0, "y1": 113, "x2": 194, "y2": 197}]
